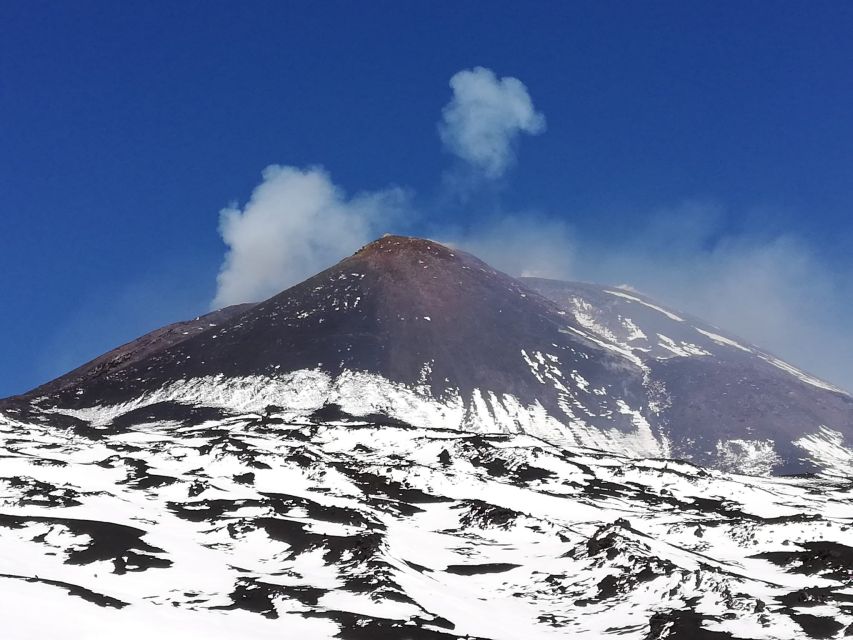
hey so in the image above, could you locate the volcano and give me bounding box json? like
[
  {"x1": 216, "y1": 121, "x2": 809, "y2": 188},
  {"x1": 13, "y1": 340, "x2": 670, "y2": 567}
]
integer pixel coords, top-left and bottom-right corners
[{"x1": 4, "y1": 235, "x2": 851, "y2": 475}]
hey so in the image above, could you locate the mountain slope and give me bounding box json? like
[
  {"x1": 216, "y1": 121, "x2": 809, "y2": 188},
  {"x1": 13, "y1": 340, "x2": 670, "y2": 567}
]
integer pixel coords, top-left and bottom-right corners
[{"x1": 3, "y1": 235, "x2": 852, "y2": 475}]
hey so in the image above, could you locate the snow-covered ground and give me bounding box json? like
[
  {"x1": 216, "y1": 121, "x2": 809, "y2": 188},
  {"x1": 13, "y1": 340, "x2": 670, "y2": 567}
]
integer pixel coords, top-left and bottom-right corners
[{"x1": 2, "y1": 406, "x2": 852, "y2": 639}]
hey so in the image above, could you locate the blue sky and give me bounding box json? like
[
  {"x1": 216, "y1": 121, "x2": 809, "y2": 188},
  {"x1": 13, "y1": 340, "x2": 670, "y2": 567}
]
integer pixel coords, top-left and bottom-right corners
[{"x1": 2, "y1": 1, "x2": 853, "y2": 396}]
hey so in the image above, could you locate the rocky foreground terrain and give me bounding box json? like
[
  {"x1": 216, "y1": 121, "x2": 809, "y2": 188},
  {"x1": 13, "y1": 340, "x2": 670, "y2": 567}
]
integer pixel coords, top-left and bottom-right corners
[{"x1": 1, "y1": 405, "x2": 852, "y2": 639}]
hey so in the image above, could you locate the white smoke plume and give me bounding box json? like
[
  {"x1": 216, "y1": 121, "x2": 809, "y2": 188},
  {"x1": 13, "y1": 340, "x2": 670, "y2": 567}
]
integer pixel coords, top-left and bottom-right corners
[
  {"x1": 575, "y1": 206, "x2": 853, "y2": 392},
  {"x1": 212, "y1": 165, "x2": 407, "y2": 307},
  {"x1": 444, "y1": 215, "x2": 575, "y2": 279},
  {"x1": 438, "y1": 66, "x2": 545, "y2": 178}
]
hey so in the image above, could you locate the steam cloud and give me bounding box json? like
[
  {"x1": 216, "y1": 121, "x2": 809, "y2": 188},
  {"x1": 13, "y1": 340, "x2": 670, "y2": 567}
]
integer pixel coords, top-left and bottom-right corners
[
  {"x1": 212, "y1": 165, "x2": 406, "y2": 308},
  {"x1": 574, "y1": 206, "x2": 853, "y2": 392},
  {"x1": 438, "y1": 67, "x2": 545, "y2": 178},
  {"x1": 446, "y1": 215, "x2": 575, "y2": 280}
]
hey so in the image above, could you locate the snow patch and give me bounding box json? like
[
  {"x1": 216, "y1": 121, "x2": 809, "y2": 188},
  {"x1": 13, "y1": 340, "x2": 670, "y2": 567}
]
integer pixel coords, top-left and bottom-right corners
[
  {"x1": 758, "y1": 354, "x2": 848, "y2": 395},
  {"x1": 604, "y1": 290, "x2": 685, "y2": 322},
  {"x1": 694, "y1": 327, "x2": 752, "y2": 353},
  {"x1": 714, "y1": 439, "x2": 781, "y2": 476},
  {"x1": 794, "y1": 427, "x2": 853, "y2": 476},
  {"x1": 656, "y1": 334, "x2": 710, "y2": 358}
]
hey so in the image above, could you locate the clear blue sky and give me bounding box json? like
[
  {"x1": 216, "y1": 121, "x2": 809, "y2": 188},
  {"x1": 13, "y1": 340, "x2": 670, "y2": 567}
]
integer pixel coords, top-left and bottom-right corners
[{"x1": 2, "y1": 1, "x2": 853, "y2": 396}]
